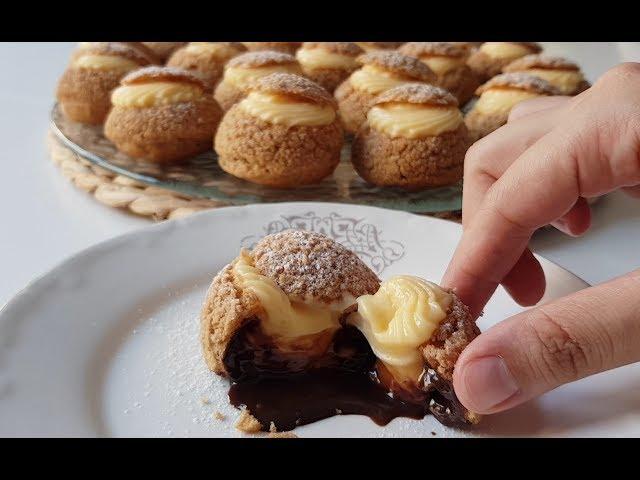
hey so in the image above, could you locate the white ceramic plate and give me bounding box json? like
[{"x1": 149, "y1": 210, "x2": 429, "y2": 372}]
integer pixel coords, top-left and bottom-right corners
[{"x1": 1, "y1": 203, "x2": 637, "y2": 438}]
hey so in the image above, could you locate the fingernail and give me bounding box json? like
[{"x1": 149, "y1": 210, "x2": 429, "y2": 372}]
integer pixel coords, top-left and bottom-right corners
[{"x1": 461, "y1": 356, "x2": 520, "y2": 413}]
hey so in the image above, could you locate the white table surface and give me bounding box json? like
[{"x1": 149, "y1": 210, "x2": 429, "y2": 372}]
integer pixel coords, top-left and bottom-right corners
[{"x1": 1, "y1": 42, "x2": 639, "y2": 307}]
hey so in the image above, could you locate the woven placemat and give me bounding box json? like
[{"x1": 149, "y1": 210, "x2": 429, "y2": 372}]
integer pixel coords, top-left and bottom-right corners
[{"x1": 47, "y1": 130, "x2": 461, "y2": 222}]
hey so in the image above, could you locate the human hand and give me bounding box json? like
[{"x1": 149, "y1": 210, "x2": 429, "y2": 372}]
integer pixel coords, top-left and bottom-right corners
[{"x1": 441, "y1": 63, "x2": 640, "y2": 414}]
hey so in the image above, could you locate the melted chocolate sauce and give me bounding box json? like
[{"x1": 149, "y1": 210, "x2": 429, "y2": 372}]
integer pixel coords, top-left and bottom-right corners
[{"x1": 223, "y1": 321, "x2": 471, "y2": 431}]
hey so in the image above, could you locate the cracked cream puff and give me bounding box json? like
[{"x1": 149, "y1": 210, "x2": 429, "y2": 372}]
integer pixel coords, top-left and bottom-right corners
[
  {"x1": 399, "y1": 42, "x2": 480, "y2": 105},
  {"x1": 467, "y1": 42, "x2": 542, "y2": 82},
  {"x1": 465, "y1": 72, "x2": 560, "y2": 140},
  {"x1": 242, "y1": 42, "x2": 301, "y2": 55},
  {"x1": 167, "y1": 42, "x2": 247, "y2": 88},
  {"x1": 296, "y1": 42, "x2": 364, "y2": 93},
  {"x1": 104, "y1": 66, "x2": 223, "y2": 163},
  {"x1": 352, "y1": 83, "x2": 470, "y2": 189},
  {"x1": 201, "y1": 230, "x2": 480, "y2": 431},
  {"x1": 355, "y1": 42, "x2": 405, "y2": 52},
  {"x1": 214, "y1": 51, "x2": 302, "y2": 111},
  {"x1": 141, "y1": 42, "x2": 187, "y2": 63},
  {"x1": 335, "y1": 51, "x2": 437, "y2": 134},
  {"x1": 502, "y1": 54, "x2": 590, "y2": 95},
  {"x1": 56, "y1": 42, "x2": 157, "y2": 124},
  {"x1": 215, "y1": 73, "x2": 343, "y2": 188},
  {"x1": 347, "y1": 275, "x2": 480, "y2": 425},
  {"x1": 201, "y1": 230, "x2": 381, "y2": 378}
]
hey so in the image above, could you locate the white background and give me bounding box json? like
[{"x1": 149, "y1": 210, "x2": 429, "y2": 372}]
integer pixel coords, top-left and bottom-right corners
[{"x1": 1, "y1": 42, "x2": 639, "y2": 307}]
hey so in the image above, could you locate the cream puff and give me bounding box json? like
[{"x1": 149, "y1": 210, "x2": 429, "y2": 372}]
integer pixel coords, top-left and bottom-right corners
[
  {"x1": 242, "y1": 42, "x2": 301, "y2": 55},
  {"x1": 335, "y1": 51, "x2": 437, "y2": 134},
  {"x1": 201, "y1": 230, "x2": 480, "y2": 430},
  {"x1": 352, "y1": 83, "x2": 470, "y2": 189},
  {"x1": 502, "y1": 54, "x2": 590, "y2": 95},
  {"x1": 141, "y1": 42, "x2": 187, "y2": 63},
  {"x1": 355, "y1": 42, "x2": 405, "y2": 52},
  {"x1": 166, "y1": 42, "x2": 247, "y2": 88},
  {"x1": 465, "y1": 72, "x2": 561, "y2": 140},
  {"x1": 347, "y1": 275, "x2": 480, "y2": 424},
  {"x1": 215, "y1": 73, "x2": 343, "y2": 187},
  {"x1": 56, "y1": 42, "x2": 157, "y2": 124},
  {"x1": 296, "y1": 42, "x2": 364, "y2": 93},
  {"x1": 214, "y1": 51, "x2": 302, "y2": 111},
  {"x1": 201, "y1": 229, "x2": 381, "y2": 378},
  {"x1": 399, "y1": 42, "x2": 480, "y2": 105},
  {"x1": 467, "y1": 42, "x2": 542, "y2": 82},
  {"x1": 104, "y1": 66, "x2": 223, "y2": 163}
]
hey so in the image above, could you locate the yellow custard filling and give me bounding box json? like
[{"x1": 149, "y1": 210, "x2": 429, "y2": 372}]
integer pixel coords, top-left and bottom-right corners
[
  {"x1": 421, "y1": 56, "x2": 464, "y2": 75},
  {"x1": 350, "y1": 65, "x2": 413, "y2": 95},
  {"x1": 73, "y1": 54, "x2": 140, "y2": 73},
  {"x1": 239, "y1": 91, "x2": 336, "y2": 126},
  {"x1": 474, "y1": 88, "x2": 541, "y2": 115},
  {"x1": 480, "y1": 42, "x2": 533, "y2": 60},
  {"x1": 111, "y1": 82, "x2": 204, "y2": 108},
  {"x1": 368, "y1": 104, "x2": 462, "y2": 138},
  {"x1": 524, "y1": 68, "x2": 584, "y2": 95},
  {"x1": 224, "y1": 64, "x2": 302, "y2": 90},
  {"x1": 185, "y1": 42, "x2": 242, "y2": 60},
  {"x1": 296, "y1": 48, "x2": 358, "y2": 70},
  {"x1": 232, "y1": 251, "x2": 340, "y2": 338},
  {"x1": 349, "y1": 276, "x2": 452, "y2": 384}
]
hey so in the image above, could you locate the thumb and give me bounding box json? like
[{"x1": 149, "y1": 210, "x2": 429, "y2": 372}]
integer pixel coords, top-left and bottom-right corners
[{"x1": 453, "y1": 269, "x2": 640, "y2": 415}]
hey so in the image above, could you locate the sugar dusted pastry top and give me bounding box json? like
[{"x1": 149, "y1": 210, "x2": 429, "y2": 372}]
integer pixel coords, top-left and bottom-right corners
[
  {"x1": 356, "y1": 42, "x2": 404, "y2": 51},
  {"x1": 297, "y1": 42, "x2": 363, "y2": 70},
  {"x1": 223, "y1": 51, "x2": 302, "y2": 90},
  {"x1": 473, "y1": 72, "x2": 560, "y2": 116},
  {"x1": 398, "y1": 42, "x2": 470, "y2": 75},
  {"x1": 71, "y1": 42, "x2": 156, "y2": 72},
  {"x1": 478, "y1": 42, "x2": 541, "y2": 60},
  {"x1": 251, "y1": 230, "x2": 380, "y2": 306},
  {"x1": 183, "y1": 42, "x2": 246, "y2": 59},
  {"x1": 111, "y1": 66, "x2": 208, "y2": 108},
  {"x1": 367, "y1": 83, "x2": 463, "y2": 138},
  {"x1": 503, "y1": 54, "x2": 586, "y2": 94},
  {"x1": 349, "y1": 51, "x2": 437, "y2": 95},
  {"x1": 238, "y1": 73, "x2": 338, "y2": 126}
]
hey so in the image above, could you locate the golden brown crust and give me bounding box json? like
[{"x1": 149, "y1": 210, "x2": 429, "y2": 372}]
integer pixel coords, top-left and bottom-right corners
[
  {"x1": 467, "y1": 43, "x2": 542, "y2": 81},
  {"x1": 421, "y1": 294, "x2": 479, "y2": 382},
  {"x1": 334, "y1": 80, "x2": 377, "y2": 135},
  {"x1": 200, "y1": 260, "x2": 264, "y2": 375},
  {"x1": 75, "y1": 42, "x2": 158, "y2": 66},
  {"x1": 373, "y1": 83, "x2": 458, "y2": 107},
  {"x1": 250, "y1": 72, "x2": 336, "y2": 107},
  {"x1": 235, "y1": 409, "x2": 263, "y2": 433},
  {"x1": 357, "y1": 51, "x2": 437, "y2": 83},
  {"x1": 121, "y1": 66, "x2": 209, "y2": 90},
  {"x1": 242, "y1": 42, "x2": 301, "y2": 55},
  {"x1": 214, "y1": 80, "x2": 246, "y2": 111},
  {"x1": 351, "y1": 123, "x2": 469, "y2": 188},
  {"x1": 357, "y1": 42, "x2": 404, "y2": 51},
  {"x1": 303, "y1": 67, "x2": 352, "y2": 94},
  {"x1": 166, "y1": 43, "x2": 247, "y2": 88},
  {"x1": 399, "y1": 42, "x2": 468, "y2": 59},
  {"x1": 301, "y1": 42, "x2": 364, "y2": 57},
  {"x1": 476, "y1": 72, "x2": 561, "y2": 95},
  {"x1": 141, "y1": 42, "x2": 187, "y2": 62},
  {"x1": 214, "y1": 104, "x2": 344, "y2": 187},
  {"x1": 56, "y1": 67, "x2": 124, "y2": 124},
  {"x1": 252, "y1": 230, "x2": 380, "y2": 304},
  {"x1": 104, "y1": 98, "x2": 222, "y2": 163},
  {"x1": 503, "y1": 53, "x2": 580, "y2": 72},
  {"x1": 226, "y1": 51, "x2": 298, "y2": 70},
  {"x1": 464, "y1": 107, "x2": 508, "y2": 140}
]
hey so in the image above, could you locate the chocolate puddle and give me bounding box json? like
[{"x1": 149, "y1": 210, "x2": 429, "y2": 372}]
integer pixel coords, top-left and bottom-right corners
[{"x1": 223, "y1": 320, "x2": 470, "y2": 431}]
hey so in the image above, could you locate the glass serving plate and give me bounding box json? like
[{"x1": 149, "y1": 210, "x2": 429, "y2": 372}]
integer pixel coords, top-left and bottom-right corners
[{"x1": 50, "y1": 103, "x2": 462, "y2": 213}]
